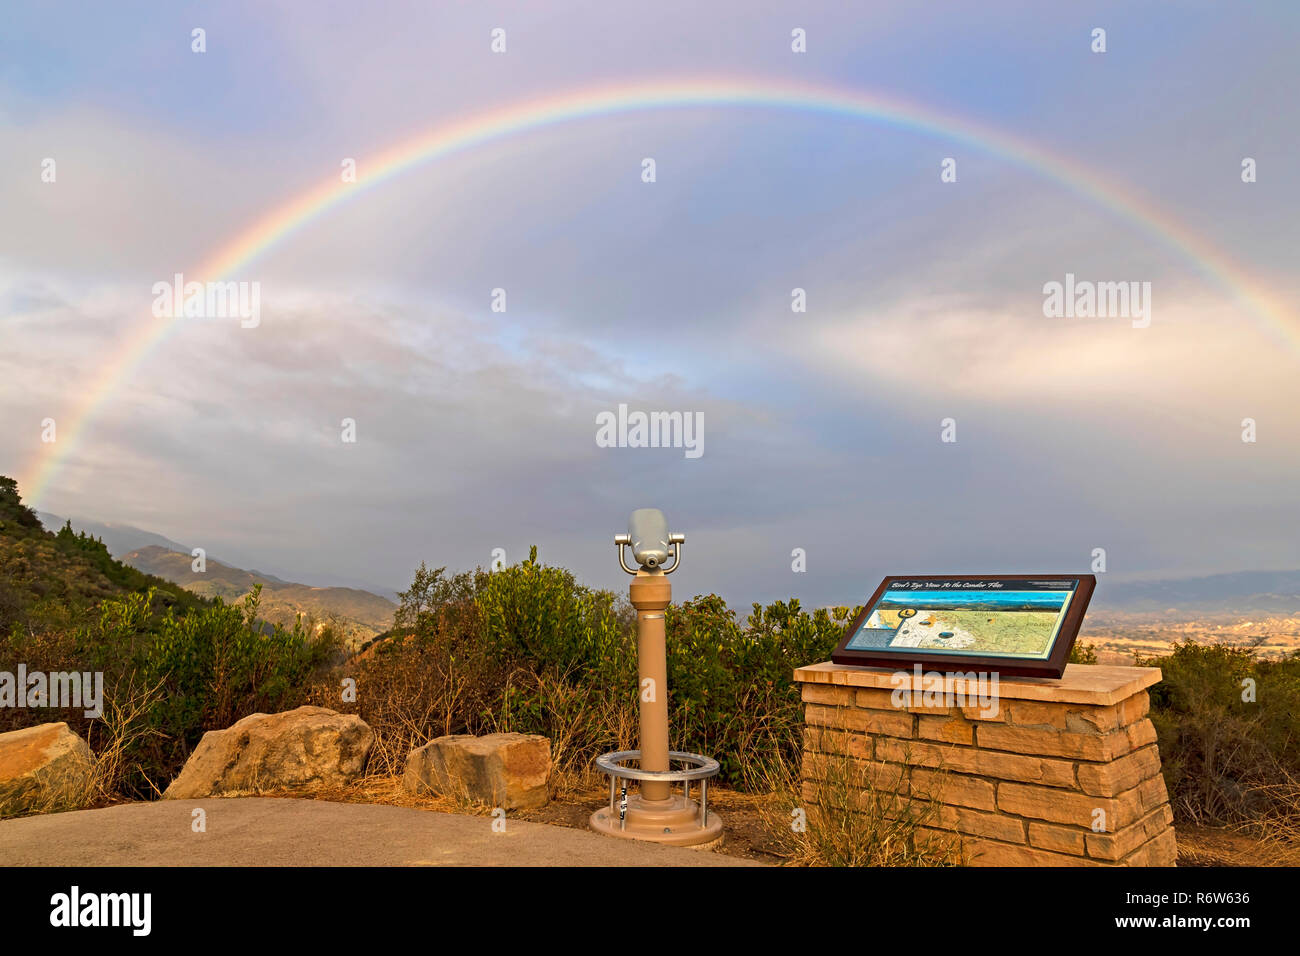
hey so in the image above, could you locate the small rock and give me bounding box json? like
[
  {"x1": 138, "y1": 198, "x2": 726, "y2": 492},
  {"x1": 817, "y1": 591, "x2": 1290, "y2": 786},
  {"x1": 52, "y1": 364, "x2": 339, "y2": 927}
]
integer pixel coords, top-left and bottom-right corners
[
  {"x1": 0, "y1": 722, "x2": 94, "y2": 817},
  {"x1": 163, "y1": 706, "x2": 372, "y2": 799},
  {"x1": 403, "y1": 733, "x2": 550, "y2": 810}
]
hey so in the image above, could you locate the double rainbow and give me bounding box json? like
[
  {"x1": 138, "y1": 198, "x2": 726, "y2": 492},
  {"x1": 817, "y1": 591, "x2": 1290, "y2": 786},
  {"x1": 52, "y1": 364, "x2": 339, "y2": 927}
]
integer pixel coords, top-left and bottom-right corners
[{"x1": 22, "y1": 76, "x2": 1293, "y2": 504}]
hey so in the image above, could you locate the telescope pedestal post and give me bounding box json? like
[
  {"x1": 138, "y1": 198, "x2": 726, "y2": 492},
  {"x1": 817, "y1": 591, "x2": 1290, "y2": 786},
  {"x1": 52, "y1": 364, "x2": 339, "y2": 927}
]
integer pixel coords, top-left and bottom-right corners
[
  {"x1": 632, "y1": 571, "x2": 672, "y2": 802},
  {"x1": 589, "y1": 566, "x2": 723, "y2": 848}
]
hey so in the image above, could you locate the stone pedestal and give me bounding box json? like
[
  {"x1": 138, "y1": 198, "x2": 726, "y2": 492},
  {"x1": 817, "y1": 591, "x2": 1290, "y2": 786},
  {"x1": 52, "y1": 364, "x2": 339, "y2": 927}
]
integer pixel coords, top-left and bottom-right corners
[{"x1": 793, "y1": 661, "x2": 1177, "y2": 866}]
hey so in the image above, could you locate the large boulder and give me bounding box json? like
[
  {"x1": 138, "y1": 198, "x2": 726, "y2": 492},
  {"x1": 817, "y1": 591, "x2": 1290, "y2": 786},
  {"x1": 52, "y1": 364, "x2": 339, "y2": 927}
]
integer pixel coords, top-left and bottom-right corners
[
  {"x1": 0, "y1": 722, "x2": 94, "y2": 817},
  {"x1": 403, "y1": 733, "x2": 550, "y2": 810},
  {"x1": 164, "y1": 706, "x2": 372, "y2": 799}
]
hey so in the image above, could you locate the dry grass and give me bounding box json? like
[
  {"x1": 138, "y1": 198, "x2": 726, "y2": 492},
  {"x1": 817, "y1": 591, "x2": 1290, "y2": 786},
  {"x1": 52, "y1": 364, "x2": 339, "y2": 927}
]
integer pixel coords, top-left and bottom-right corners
[
  {"x1": 79, "y1": 675, "x2": 167, "y2": 805},
  {"x1": 481, "y1": 666, "x2": 640, "y2": 778},
  {"x1": 1177, "y1": 823, "x2": 1300, "y2": 866},
  {"x1": 0, "y1": 676, "x2": 165, "y2": 820},
  {"x1": 327, "y1": 631, "x2": 503, "y2": 778},
  {"x1": 753, "y1": 751, "x2": 961, "y2": 867},
  {"x1": 259, "y1": 774, "x2": 501, "y2": 816},
  {"x1": 1215, "y1": 775, "x2": 1300, "y2": 865}
]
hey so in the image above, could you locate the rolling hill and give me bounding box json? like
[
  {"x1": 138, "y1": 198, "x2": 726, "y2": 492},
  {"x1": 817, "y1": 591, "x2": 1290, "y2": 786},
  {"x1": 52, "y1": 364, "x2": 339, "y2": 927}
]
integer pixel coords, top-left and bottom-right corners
[
  {"x1": 0, "y1": 477, "x2": 203, "y2": 629},
  {"x1": 33, "y1": 511, "x2": 398, "y2": 646},
  {"x1": 36, "y1": 511, "x2": 401, "y2": 601},
  {"x1": 121, "y1": 545, "x2": 396, "y2": 646}
]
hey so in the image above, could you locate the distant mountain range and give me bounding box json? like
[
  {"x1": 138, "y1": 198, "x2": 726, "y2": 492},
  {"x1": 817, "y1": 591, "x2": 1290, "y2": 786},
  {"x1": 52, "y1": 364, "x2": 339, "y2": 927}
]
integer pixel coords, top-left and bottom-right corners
[
  {"x1": 35, "y1": 512, "x2": 400, "y2": 600},
  {"x1": 122, "y1": 546, "x2": 396, "y2": 644},
  {"x1": 38, "y1": 512, "x2": 397, "y2": 645},
  {"x1": 32, "y1": 512, "x2": 1300, "y2": 628},
  {"x1": 1094, "y1": 570, "x2": 1300, "y2": 614}
]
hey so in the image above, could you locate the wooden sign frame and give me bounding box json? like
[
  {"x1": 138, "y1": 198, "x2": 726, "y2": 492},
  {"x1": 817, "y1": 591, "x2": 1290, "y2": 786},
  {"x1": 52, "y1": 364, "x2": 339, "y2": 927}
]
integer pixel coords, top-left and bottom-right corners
[{"x1": 830, "y1": 574, "x2": 1096, "y2": 679}]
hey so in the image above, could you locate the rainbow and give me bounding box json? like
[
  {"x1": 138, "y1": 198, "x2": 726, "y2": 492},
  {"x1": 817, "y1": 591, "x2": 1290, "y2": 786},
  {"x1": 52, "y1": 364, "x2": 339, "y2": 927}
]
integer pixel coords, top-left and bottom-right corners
[{"x1": 22, "y1": 75, "x2": 1294, "y2": 505}]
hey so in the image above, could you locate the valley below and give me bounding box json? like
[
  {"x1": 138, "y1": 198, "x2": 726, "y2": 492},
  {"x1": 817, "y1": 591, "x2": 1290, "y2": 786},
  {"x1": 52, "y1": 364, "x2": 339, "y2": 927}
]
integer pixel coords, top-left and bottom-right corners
[{"x1": 1079, "y1": 610, "x2": 1300, "y2": 664}]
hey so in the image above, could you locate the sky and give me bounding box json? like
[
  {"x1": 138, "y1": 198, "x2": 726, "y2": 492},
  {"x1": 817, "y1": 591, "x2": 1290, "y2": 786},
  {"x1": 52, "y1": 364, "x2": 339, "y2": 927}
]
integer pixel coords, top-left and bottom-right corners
[{"x1": 1, "y1": 1, "x2": 1298, "y2": 607}]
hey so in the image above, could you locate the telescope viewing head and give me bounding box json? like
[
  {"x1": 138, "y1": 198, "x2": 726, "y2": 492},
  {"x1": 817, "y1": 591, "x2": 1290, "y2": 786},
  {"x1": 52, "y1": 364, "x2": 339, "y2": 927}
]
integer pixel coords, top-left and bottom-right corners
[{"x1": 615, "y1": 508, "x2": 684, "y2": 574}]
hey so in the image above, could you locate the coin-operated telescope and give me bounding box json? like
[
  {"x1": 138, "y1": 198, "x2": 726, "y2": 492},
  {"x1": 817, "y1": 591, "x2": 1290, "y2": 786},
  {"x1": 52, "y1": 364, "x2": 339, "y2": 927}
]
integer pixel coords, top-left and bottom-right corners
[{"x1": 589, "y1": 509, "x2": 724, "y2": 848}]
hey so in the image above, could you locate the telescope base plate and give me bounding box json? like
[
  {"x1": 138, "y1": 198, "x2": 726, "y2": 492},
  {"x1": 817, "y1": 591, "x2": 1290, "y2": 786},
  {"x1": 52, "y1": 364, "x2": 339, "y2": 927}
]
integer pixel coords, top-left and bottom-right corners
[{"x1": 588, "y1": 792, "x2": 724, "y2": 849}]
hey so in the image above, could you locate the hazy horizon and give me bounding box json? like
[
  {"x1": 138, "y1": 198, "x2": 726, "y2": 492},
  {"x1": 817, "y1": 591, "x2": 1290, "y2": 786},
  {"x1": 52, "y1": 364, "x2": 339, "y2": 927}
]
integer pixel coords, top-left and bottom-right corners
[{"x1": 31, "y1": 495, "x2": 1300, "y2": 614}]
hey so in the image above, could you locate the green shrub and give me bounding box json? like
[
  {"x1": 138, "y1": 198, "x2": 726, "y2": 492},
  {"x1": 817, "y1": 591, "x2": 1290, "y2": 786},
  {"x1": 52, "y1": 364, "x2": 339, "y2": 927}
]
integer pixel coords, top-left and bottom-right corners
[
  {"x1": 2, "y1": 583, "x2": 339, "y2": 799},
  {"x1": 1069, "y1": 641, "x2": 1099, "y2": 664},
  {"x1": 345, "y1": 551, "x2": 854, "y2": 789},
  {"x1": 143, "y1": 585, "x2": 338, "y2": 747},
  {"x1": 1140, "y1": 641, "x2": 1300, "y2": 825},
  {"x1": 665, "y1": 596, "x2": 848, "y2": 786},
  {"x1": 477, "y1": 546, "x2": 629, "y2": 677}
]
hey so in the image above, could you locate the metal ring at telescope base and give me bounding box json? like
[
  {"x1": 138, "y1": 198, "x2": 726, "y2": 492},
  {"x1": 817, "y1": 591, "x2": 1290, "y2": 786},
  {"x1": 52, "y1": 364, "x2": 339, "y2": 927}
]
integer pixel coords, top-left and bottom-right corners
[
  {"x1": 594, "y1": 750, "x2": 722, "y2": 836},
  {"x1": 594, "y1": 750, "x2": 720, "y2": 782}
]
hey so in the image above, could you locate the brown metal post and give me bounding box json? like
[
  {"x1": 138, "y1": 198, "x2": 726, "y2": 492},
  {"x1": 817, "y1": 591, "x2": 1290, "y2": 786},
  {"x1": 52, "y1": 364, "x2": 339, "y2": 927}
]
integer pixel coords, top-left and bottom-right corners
[
  {"x1": 588, "y1": 512, "x2": 722, "y2": 847},
  {"x1": 630, "y1": 570, "x2": 672, "y2": 801}
]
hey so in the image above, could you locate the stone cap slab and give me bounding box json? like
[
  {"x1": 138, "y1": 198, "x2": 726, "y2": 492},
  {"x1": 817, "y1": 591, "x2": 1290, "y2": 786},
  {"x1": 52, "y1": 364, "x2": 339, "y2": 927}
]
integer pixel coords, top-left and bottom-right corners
[{"x1": 793, "y1": 661, "x2": 1161, "y2": 706}]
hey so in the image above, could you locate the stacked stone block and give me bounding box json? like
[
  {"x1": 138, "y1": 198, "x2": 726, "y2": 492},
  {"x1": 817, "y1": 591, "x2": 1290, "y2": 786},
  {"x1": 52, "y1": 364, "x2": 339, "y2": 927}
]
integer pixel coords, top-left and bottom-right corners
[{"x1": 794, "y1": 662, "x2": 1176, "y2": 866}]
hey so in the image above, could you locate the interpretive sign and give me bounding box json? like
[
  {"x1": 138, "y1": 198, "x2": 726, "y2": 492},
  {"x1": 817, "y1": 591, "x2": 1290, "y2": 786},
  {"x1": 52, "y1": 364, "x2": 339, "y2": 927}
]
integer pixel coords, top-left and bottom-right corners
[{"x1": 831, "y1": 575, "x2": 1096, "y2": 678}]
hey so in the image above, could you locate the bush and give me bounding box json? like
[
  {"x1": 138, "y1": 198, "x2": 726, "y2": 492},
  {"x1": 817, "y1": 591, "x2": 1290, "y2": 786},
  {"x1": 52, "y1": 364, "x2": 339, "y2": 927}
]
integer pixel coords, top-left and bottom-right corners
[
  {"x1": 337, "y1": 552, "x2": 637, "y2": 777},
  {"x1": 138, "y1": 586, "x2": 339, "y2": 783},
  {"x1": 2, "y1": 585, "x2": 340, "y2": 799},
  {"x1": 340, "y1": 550, "x2": 853, "y2": 789},
  {"x1": 1069, "y1": 641, "x2": 1099, "y2": 664},
  {"x1": 478, "y1": 548, "x2": 630, "y2": 676},
  {"x1": 665, "y1": 596, "x2": 847, "y2": 787},
  {"x1": 1140, "y1": 641, "x2": 1300, "y2": 825}
]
